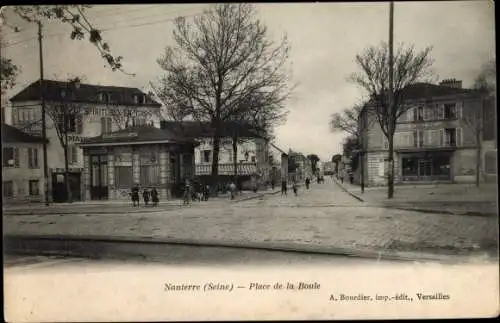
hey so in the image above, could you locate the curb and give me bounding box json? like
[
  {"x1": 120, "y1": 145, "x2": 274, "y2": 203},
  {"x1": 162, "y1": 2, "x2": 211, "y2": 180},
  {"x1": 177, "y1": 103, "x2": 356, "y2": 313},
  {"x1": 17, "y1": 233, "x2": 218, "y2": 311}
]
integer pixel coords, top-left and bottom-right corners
[
  {"x1": 333, "y1": 180, "x2": 496, "y2": 217},
  {"x1": 4, "y1": 234, "x2": 491, "y2": 264},
  {"x1": 381, "y1": 206, "x2": 497, "y2": 217},
  {"x1": 333, "y1": 180, "x2": 364, "y2": 202}
]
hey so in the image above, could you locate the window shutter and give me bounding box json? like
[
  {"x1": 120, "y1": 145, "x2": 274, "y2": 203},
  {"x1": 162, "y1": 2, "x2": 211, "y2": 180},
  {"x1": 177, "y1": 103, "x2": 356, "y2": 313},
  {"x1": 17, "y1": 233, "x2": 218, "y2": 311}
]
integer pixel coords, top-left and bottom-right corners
[
  {"x1": 439, "y1": 129, "x2": 444, "y2": 146},
  {"x1": 28, "y1": 148, "x2": 32, "y2": 168},
  {"x1": 34, "y1": 148, "x2": 39, "y2": 168},
  {"x1": 107, "y1": 118, "x2": 112, "y2": 133},
  {"x1": 456, "y1": 128, "x2": 463, "y2": 147},
  {"x1": 67, "y1": 146, "x2": 73, "y2": 164},
  {"x1": 100, "y1": 117, "x2": 106, "y2": 134},
  {"x1": 378, "y1": 160, "x2": 385, "y2": 177},
  {"x1": 14, "y1": 148, "x2": 20, "y2": 166},
  {"x1": 457, "y1": 101, "x2": 463, "y2": 119},
  {"x1": 438, "y1": 104, "x2": 445, "y2": 120}
]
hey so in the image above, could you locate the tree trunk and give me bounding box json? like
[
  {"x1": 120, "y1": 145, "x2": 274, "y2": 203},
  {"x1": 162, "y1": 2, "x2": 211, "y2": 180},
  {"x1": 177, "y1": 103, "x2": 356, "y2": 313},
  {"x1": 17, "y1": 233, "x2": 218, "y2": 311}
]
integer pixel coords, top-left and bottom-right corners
[
  {"x1": 360, "y1": 151, "x2": 365, "y2": 194},
  {"x1": 387, "y1": 133, "x2": 395, "y2": 199},
  {"x1": 232, "y1": 135, "x2": 238, "y2": 189},
  {"x1": 211, "y1": 134, "x2": 221, "y2": 196},
  {"x1": 64, "y1": 120, "x2": 72, "y2": 203},
  {"x1": 63, "y1": 144, "x2": 72, "y2": 203},
  {"x1": 475, "y1": 131, "x2": 481, "y2": 187}
]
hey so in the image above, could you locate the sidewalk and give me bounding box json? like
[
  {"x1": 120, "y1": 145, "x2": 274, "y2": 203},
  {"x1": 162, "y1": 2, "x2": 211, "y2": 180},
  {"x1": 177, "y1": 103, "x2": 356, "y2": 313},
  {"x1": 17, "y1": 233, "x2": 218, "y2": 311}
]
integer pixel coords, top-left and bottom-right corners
[
  {"x1": 334, "y1": 179, "x2": 498, "y2": 216},
  {"x1": 2, "y1": 188, "x2": 282, "y2": 216}
]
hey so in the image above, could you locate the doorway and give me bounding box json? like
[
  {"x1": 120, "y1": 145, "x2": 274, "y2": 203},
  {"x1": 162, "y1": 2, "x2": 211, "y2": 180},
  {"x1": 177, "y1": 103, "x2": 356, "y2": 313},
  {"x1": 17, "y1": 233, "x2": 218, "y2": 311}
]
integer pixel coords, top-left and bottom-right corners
[{"x1": 90, "y1": 155, "x2": 108, "y2": 200}]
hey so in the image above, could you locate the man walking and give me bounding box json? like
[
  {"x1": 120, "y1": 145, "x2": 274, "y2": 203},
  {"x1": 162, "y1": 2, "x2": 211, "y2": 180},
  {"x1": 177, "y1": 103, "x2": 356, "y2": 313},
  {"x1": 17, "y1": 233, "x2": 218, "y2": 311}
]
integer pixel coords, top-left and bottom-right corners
[{"x1": 281, "y1": 179, "x2": 287, "y2": 196}]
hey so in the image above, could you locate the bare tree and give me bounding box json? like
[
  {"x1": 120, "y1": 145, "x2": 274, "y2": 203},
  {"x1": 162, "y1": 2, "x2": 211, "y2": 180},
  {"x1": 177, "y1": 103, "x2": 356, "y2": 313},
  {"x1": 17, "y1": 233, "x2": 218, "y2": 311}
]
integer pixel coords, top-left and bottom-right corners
[
  {"x1": 349, "y1": 42, "x2": 434, "y2": 198},
  {"x1": 45, "y1": 77, "x2": 84, "y2": 203},
  {"x1": 330, "y1": 104, "x2": 371, "y2": 193},
  {"x1": 464, "y1": 59, "x2": 497, "y2": 187},
  {"x1": 156, "y1": 3, "x2": 293, "y2": 194}
]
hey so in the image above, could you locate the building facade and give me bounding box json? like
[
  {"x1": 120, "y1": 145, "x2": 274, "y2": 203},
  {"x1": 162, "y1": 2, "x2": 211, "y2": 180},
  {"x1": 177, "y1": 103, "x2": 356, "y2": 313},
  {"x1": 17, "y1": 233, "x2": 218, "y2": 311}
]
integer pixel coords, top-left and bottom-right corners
[
  {"x1": 160, "y1": 121, "x2": 277, "y2": 190},
  {"x1": 10, "y1": 79, "x2": 161, "y2": 202},
  {"x1": 2, "y1": 123, "x2": 48, "y2": 204},
  {"x1": 360, "y1": 80, "x2": 492, "y2": 186},
  {"x1": 79, "y1": 126, "x2": 197, "y2": 201}
]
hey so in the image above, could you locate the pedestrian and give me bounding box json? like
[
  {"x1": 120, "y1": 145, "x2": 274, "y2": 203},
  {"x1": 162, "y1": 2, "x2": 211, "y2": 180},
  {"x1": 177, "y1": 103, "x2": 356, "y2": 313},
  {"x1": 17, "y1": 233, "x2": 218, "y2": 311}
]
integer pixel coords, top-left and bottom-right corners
[
  {"x1": 305, "y1": 177, "x2": 310, "y2": 190},
  {"x1": 349, "y1": 172, "x2": 354, "y2": 185},
  {"x1": 271, "y1": 179, "x2": 275, "y2": 191},
  {"x1": 281, "y1": 179, "x2": 287, "y2": 196},
  {"x1": 151, "y1": 187, "x2": 159, "y2": 207},
  {"x1": 204, "y1": 183, "x2": 210, "y2": 201},
  {"x1": 131, "y1": 185, "x2": 140, "y2": 207},
  {"x1": 183, "y1": 179, "x2": 192, "y2": 205},
  {"x1": 292, "y1": 181, "x2": 298, "y2": 196},
  {"x1": 229, "y1": 182, "x2": 237, "y2": 200},
  {"x1": 142, "y1": 188, "x2": 150, "y2": 206}
]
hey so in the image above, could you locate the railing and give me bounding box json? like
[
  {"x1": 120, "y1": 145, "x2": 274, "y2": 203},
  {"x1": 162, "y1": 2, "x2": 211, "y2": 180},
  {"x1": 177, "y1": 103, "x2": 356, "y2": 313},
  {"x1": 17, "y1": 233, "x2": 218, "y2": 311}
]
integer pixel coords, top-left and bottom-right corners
[{"x1": 195, "y1": 162, "x2": 258, "y2": 176}]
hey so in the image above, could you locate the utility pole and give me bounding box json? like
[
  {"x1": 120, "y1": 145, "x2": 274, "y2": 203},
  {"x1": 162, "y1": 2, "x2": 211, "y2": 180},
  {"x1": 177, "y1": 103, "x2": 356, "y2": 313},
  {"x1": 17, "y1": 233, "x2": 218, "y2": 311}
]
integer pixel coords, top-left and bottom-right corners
[
  {"x1": 38, "y1": 21, "x2": 50, "y2": 206},
  {"x1": 386, "y1": 1, "x2": 395, "y2": 198}
]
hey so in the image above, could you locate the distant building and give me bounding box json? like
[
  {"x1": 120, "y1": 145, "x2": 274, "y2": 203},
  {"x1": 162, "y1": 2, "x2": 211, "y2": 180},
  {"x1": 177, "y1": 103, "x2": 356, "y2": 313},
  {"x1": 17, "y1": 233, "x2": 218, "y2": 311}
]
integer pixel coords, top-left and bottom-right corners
[
  {"x1": 160, "y1": 121, "x2": 276, "y2": 190},
  {"x1": 359, "y1": 79, "x2": 494, "y2": 186},
  {"x1": 10, "y1": 79, "x2": 161, "y2": 202},
  {"x1": 2, "y1": 123, "x2": 48, "y2": 204}
]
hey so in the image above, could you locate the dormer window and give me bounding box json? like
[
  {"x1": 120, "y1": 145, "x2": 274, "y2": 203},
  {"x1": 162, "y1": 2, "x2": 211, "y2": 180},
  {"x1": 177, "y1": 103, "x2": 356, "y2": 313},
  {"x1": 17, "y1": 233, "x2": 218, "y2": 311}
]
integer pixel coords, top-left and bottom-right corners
[
  {"x1": 134, "y1": 94, "x2": 144, "y2": 105},
  {"x1": 134, "y1": 95, "x2": 139, "y2": 104},
  {"x1": 98, "y1": 92, "x2": 104, "y2": 102}
]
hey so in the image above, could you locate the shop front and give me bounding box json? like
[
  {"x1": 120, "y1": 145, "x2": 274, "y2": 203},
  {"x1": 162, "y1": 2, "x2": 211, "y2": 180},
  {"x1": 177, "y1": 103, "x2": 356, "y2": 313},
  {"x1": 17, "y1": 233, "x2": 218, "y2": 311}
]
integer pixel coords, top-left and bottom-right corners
[
  {"x1": 79, "y1": 126, "x2": 197, "y2": 201},
  {"x1": 398, "y1": 148, "x2": 454, "y2": 182}
]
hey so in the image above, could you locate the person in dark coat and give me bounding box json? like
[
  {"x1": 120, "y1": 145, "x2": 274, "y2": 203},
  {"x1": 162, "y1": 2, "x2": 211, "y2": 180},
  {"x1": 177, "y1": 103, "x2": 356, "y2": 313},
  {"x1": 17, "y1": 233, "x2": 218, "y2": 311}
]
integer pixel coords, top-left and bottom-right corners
[
  {"x1": 305, "y1": 177, "x2": 310, "y2": 190},
  {"x1": 292, "y1": 181, "x2": 299, "y2": 196},
  {"x1": 142, "y1": 188, "x2": 150, "y2": 206},
  {"x1": 151, "y1": 188, "x2": 159, "y2": 207},
  {"x1": 131, "y1": 185, "x2": 140, "y2": 207},
  {"x1": 281, "y1": 180, "x2": 287, "y2": 196}
]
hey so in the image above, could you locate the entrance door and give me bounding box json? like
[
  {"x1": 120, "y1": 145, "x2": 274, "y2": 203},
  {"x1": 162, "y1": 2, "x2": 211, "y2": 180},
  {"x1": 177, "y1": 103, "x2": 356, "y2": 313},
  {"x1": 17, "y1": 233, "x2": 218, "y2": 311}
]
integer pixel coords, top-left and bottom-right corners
[
  {"x1": 418, "y1": 158, "x2": 432, "y2": 179},
  {"x1": 51, "y1": 172, "x2": 82, "y2": 202},
  {"x1": 90, "y1": 155, "x2": 108, "y2": 200}
]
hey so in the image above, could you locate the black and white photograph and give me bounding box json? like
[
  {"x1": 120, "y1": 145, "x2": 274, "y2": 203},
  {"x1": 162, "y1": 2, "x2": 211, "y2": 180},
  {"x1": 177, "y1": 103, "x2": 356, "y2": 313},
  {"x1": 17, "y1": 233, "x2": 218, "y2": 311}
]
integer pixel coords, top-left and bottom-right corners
[{"x1": 2, "y1": 2, "x2": 498, "y2": 321}]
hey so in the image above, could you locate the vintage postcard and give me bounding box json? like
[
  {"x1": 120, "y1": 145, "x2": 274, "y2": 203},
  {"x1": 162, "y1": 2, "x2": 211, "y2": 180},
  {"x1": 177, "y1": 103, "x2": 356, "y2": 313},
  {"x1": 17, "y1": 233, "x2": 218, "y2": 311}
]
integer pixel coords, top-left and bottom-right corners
[{"x1": 2, "y1": 2, "x2": 498, "y2": 321}]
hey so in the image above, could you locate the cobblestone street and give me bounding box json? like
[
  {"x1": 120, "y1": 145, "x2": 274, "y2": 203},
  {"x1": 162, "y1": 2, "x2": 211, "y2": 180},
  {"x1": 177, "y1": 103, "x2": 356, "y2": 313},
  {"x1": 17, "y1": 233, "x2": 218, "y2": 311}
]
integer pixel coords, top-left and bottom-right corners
[{"x1": 4, "y1": 179, "x2": 498, "y2": 262}]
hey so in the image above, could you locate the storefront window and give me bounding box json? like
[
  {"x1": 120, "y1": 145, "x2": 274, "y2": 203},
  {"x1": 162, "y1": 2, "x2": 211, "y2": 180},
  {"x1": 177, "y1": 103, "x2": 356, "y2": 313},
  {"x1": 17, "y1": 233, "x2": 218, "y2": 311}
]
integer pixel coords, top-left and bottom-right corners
[{"x1": 402, "y1": 158, "x2": 418, "y2": 176}]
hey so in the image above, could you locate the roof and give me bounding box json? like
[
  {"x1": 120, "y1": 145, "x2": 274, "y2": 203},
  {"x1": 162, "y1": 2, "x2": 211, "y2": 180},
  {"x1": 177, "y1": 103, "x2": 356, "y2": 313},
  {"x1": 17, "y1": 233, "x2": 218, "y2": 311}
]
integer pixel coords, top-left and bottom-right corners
[
  {"x1": 10, "y1": 79, "x2": 161, "y2": 107},
  {"x1": 160, "y1": 120, "x2": 266, "y2": 139},
  {"x1": 80, "y1": 125, "x2": 196, "y2": 146},
  {"x1": 396, "y1": 82, "x2": 479, "y2": 101},
  {"x1": 1, "y1": 123, "x2": 47, "y2": 144}
]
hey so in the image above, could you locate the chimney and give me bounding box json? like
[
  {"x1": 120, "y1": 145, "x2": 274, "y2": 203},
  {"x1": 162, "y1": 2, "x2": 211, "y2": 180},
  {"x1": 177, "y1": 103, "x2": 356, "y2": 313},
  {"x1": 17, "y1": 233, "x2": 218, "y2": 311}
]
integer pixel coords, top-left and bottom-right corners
[{"x1": 439, "y1": 78, "x2": 463, "y2": 89}]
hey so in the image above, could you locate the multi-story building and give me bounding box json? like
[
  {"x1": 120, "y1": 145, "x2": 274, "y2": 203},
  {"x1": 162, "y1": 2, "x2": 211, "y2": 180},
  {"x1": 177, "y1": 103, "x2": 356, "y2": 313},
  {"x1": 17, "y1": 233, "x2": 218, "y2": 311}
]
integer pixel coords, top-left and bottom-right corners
[
  {"x1": 160, "y1": 121, "x2": 276, "y2": 189},
  {"x1": 360, "y1": 79, "x2": 492, "y2": 186},
  {"x1": 2, "y1": 123, "x2": 47, "y2": 204},
  {"x1": 10, "y1": 79, "x2": 162, "y2": 201}
]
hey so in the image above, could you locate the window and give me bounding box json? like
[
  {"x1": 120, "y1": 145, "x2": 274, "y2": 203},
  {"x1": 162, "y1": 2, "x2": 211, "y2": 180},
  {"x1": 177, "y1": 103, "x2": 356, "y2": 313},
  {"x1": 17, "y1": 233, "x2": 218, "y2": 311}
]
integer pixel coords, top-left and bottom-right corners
[
  {"x1": 402, "y1": 158, "x2": 418, "y2": 177},
  {"x1": 18, "y1": 109, "x2": 24, "y2": 122},
  {"x1": 244, "y1": 151, "x2": 249, "y2": 161},
  {"x1": 114, "y1": 166, "x2": 132, "y2": 188},
  {"x1": 444, "y1": 128, "x2": 456, "y2": 147},
  {"x1": 28, "y1": 148, "x2": 39, "y2": 168},
  {"x1": 251, "y1": 156, "x2": 256, "y2": 163},
  {"x1": 67, "y1": 145, "x2": 78, "y2": 164},
  {"x1": 3, "y1": 181, "x2": 14, "y2": 197},
  {"x1": 417, "y1": 106, "x2": 424, "y2": 121},
  {"x1": 425, "y1": 105, "x2": 436, "y2": 120},
  {"x1": 444, "y1": 103, "x2": 456, "y2": 119},
  {"x1": 29, "y1": 180, "x2": 40, "y2": 195},
  {"x1": 3, "y1": 147, "x2": 19, "y2": 167},
  {"x1": 100, "y1": 117, "x2": 112, "y2": 134},
  {"x1": 98, "y1": 92, "x2": 104, "y2": 102},
  {"x1": 140, "y1": 165, "x2": 160, "y2": 186},
  {"x1": 203, "y1": 150, "x2": 211, "y2": 163},
  {"x1": 484, "y1": 151, "x2": 497, "y2": 174},
  {"x1": 417, "y1": 130, "x2": 423, "y2": 148}
]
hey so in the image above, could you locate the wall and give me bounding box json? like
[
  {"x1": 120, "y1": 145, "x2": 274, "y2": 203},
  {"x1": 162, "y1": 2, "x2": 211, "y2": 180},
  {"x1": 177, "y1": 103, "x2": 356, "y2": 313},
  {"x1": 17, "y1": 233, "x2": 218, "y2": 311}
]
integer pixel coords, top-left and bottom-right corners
[{"x1": 2, "y1": 142, "x2": 46, "y2": 204}]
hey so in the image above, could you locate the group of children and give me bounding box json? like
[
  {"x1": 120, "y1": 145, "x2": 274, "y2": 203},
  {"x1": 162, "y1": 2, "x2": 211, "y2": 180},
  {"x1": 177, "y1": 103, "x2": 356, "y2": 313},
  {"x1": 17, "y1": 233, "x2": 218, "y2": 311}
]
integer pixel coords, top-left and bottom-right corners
[{"x1": 131, "y1": 186, "x2": 159, "y2": 207}]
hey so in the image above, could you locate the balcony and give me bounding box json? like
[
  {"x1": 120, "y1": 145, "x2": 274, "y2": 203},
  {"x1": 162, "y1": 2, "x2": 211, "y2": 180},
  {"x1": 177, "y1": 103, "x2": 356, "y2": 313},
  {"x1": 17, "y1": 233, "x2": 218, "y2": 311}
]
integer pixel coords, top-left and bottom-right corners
[{"x1": 195, "y1": 162, "x2": 258, "y2": 176}]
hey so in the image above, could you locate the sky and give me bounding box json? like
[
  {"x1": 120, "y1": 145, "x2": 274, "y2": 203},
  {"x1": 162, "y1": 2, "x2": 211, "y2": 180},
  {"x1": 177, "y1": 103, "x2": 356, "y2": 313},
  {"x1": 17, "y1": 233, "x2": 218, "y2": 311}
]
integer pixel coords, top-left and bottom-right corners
[{"x1": 1, "y1": 2, "x2": 495, "y2": 161}]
